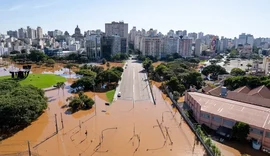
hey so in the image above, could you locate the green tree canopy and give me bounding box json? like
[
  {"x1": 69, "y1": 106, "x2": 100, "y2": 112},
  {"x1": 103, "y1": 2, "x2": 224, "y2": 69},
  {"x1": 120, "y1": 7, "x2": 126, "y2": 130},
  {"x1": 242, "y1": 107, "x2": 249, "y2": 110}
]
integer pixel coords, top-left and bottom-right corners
[
  {"x1": 143, "y1": 58, "x2": 153, "y2": 73},
  {"x1": 71, "y1": 76, "x2": 95, "y2": 91},
  {"x1": 0, "y1": 80, "x2": 47, "y2": 138},
  {"x1": 230, "y1": 68, "x2": 246, "y2": 76},
  {"x1": 28, "y1": 50, "x2": 47, "y2": 62},
  {"x1": 232, "y1": 122, "x2": 250, "y2": 141},
  {"x1": 202, "y1": 65, "x2": 228, "y2": 79}
]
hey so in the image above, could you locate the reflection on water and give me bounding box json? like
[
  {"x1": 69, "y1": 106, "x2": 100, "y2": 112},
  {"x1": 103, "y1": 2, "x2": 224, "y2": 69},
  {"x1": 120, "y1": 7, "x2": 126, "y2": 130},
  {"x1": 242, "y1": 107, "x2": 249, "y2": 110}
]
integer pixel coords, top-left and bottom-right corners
[{"x1": 0, "y1": 62, "x2": 80, "y2": 79}]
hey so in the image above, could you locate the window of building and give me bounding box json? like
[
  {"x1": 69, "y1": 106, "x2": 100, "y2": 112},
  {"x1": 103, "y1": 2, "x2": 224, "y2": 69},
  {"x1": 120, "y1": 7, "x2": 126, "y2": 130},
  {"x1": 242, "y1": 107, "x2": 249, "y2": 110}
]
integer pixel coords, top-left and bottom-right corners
[
  {"x1": 212, "y1": 115, "x2": 222, "y2": 123},
  {"x1": 250, "y1": 128, "x2": 263, "y2": 136},
  {"x1": 266, "y1": 132, "x2": 270, "y2": 138},
  {"x1": 223, "y1": 119, "x2": 234, "y2": 127},
  {"x1": 201, "y1": 112, "x2": 210, "y2": 120}
]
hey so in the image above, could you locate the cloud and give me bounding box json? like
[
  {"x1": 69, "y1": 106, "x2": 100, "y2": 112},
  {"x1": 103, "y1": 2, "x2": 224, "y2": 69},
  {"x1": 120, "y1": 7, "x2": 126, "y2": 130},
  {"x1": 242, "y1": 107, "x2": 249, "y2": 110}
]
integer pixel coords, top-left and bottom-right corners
[{"x1": 8, "y1": 5, "x2": 24, "y2": 11}]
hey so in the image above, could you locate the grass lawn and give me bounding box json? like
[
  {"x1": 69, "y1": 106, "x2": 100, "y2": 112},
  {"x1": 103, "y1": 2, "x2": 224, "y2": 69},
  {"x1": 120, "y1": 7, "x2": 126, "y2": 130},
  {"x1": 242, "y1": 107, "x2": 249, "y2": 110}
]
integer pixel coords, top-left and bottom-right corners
[
  {"x1": 0, "y1": 74, "x2": 66, "y2": 89},
  {"x1": 106, "y1": 89, "x2": 116, "y2": 103}
]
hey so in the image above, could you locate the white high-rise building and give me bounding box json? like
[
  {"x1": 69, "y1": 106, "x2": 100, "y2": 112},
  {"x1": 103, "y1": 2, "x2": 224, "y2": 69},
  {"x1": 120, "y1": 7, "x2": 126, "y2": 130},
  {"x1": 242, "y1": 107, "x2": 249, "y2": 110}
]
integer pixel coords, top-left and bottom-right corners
[
  {"x1": 247, "y1": 34, "x2": 254, "y2": 46},
  {"x1": 36, "y1": 27, "x2": 43, "y2": 39},
  {"x1": 188, "y1": 32, "x2": 197, "y2": 42},
  {"x1": 195, "y1": 39, "x2": 202, "y2": 56},
  {"x1": 129, "y1": 26, "x2": 137, "y2": 44},
  {"x1": 27, "y1": 26, "x2": 36, "y2": 39},
  {"x1": 105, "y1": 21, "x2": 128, "y2": 49},
  {"x1": 105, "y1": 21, "x2": 128, "y2": 38},
  {"x1": 140, "y1": 36, "x2": 162, "y2": 58},
  {"x1": 238, "y1": 33, "x2": 247, "y2": 45},
  {"x1": 163, "y1": 36, "x2": 179, "y2": 55}
]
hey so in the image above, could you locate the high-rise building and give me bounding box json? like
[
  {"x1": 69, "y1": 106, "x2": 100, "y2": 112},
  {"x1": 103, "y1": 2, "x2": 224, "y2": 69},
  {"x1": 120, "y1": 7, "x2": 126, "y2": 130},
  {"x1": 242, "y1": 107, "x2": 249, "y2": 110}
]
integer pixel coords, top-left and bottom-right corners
[
  {"x1": 176, "y1": 30, "x2": 183, "y2": 36},
  {"x1": 7, "y1": 30, "x2": 18, "y2": 38},
  {"x1": 48, "y1": 31, "x2": 55, "y2": 38},
  {"x1": 238, "y1": 33, "x2": 247, "y2": 45},
  {"x1": 163, "y1": 36, "x2": 179, "y2": 55},
  {"x1": 85, "y1": 33, "x2": 102, "y2": 59},
  {"x1": 101, "y1": 35, "x2": 121, "y2": 57},
  {"x1": 140, "y1": 36, "x2": 162, "y2": 58},
  {"x1": 182, "y1": 30, "x2": 187, "y2": 36},
  {"x1": 27, "y1": 26, "x2": 36, "y2": 39},
  {"x1": 178, "y1": 38, "x2": 192, "y2": 57},
  {"x1": 18, "y1": 28, "x2": 27, "y2": 39},
  {"x1": 36, "y1": 27, "x2": 43, "y2": 39},
  {"x1": 188, "y1": 32, "x2": 197, "y2": 42},
  {"x1": 198, "y1": 32, "x2": 204, "y2": 39},
  {"x1": 105, "y1": 21, "x2": 128, "y2": 39},
  {"x1": 129, "y1": 26, "x2": 137, "y2": 44},
  {"x1": 247, "y1": 34, "x2": 254, "y2": 46},
  {"x1": 195, "y1": 39, "x2": 202, "y2": 56}
]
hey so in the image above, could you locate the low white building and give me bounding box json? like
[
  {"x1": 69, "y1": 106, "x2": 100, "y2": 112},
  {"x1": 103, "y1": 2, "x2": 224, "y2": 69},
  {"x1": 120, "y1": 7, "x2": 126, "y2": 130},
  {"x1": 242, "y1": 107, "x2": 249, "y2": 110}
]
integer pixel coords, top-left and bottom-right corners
[
  {"x1": 69, "y1": 43, "x2": 80, "y2": 51},
  {"x1": 0, "y1": 46, "x2": 9, "y2": 56}
]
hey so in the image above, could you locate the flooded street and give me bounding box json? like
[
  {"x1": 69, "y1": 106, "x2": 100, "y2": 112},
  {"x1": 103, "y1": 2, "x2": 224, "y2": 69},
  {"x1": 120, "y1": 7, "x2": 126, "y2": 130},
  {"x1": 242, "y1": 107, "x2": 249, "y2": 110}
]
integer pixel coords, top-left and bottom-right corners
[
  {"x1": 0, "y1": 84, "x2": 205, "y2": 156},
  {"x1": 0, "y1": 60, "x2": 205, "y2": 156}
]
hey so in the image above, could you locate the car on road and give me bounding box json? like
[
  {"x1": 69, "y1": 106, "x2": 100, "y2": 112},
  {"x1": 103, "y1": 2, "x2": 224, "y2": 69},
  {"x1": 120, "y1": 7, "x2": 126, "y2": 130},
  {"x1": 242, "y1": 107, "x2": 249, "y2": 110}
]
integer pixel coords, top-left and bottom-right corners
[{"x1": 117, "y1": 92, "x2": 121, "y2": 97}]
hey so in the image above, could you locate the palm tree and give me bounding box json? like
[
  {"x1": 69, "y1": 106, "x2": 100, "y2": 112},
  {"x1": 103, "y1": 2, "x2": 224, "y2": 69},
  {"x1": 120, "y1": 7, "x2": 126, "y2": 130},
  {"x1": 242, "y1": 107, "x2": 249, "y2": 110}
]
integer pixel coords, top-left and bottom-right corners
[{"x1": 56, "y1": 82, "x2": 65, "y2": 96}]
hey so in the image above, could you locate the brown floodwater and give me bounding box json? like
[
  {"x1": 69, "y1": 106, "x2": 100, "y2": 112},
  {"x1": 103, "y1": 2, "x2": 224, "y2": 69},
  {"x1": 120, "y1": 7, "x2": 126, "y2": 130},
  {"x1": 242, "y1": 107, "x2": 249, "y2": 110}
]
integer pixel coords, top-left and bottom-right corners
[{"x1": 0, "y1": 83, "x2": 206, "y2": 156}]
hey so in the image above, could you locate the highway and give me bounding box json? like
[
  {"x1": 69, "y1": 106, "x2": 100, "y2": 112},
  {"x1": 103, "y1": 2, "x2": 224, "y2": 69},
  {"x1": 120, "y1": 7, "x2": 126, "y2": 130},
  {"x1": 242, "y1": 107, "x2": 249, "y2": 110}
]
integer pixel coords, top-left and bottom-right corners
[{"x1": 118, "y1": 59, "x2": 151, "y2": 102}]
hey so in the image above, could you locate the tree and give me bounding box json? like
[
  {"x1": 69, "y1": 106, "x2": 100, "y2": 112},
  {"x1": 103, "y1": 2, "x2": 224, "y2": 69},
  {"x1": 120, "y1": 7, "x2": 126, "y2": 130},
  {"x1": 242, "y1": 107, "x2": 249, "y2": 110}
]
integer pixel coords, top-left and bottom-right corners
[
  {"x1": 173, "y1": 91, "x2": 180, "y2": 102},
  {"x1": 75, "y1": 69, "x2": 97, "y2": 77},
  {"x1": 66, "y1": 92, "x2": 95, "y2": 112},
  {"x1": 28, "y1": 50, "x2": 47, "y2": 62},
  {"x1": 232, "y1": 122, "x2": 250, "y2": 141},
  {"x1": 202, "y1": 65, "x2": 228, "y2": 80},
  {"x1": 166, "y1": 76, "x2": 185, "y2": 95},
  {"x1": 10, "y1": 50, "x2": 20, "y2": 55},
  {"x1": 142, "y1": 58, "x2": 153, "y2": 73},
  {"x1": 230, "y1": 68, "x2": 246, "y2": 76},
  {"x1": 0, "y1": 80, "x2": 47, "y2": 138},
  {"x1": 229, "y1": 49, "x2": 239, "y2": 58},
  {"x1": 246, "y1": 63, "x2": 252, "y2": 71},
  {"x1": 46, "y1": 59, "x2": 55, "y2": 67},
  {"x1": 21, "y1": 49, "x2": 27, "y2": 54},
  {"x1": 64, "y1": 63, "x2": 78, "y2": 75},
  {"x1": 71, "y1": 76, "x2": 95, "y2": 91},
  {"x1": 102, "y1": 58, "x2": 107, "y2": 64},
  {"x1": 55, "y1": 82, "x2": 65, "y2": 95}
]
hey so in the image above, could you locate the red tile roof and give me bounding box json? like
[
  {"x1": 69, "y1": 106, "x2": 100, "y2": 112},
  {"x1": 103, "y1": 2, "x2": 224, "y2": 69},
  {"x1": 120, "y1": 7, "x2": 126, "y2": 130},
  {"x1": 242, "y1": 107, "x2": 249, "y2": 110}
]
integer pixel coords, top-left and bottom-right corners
[
  {"x1": 188, "y1": 92, "x2": 270, "y2": 130},
  {"x1": 233, "y1": 86, "x2": 251, "y2": 94},
  {"x1": 248, "y1": 85, "x2": 270, "y2": 99}
]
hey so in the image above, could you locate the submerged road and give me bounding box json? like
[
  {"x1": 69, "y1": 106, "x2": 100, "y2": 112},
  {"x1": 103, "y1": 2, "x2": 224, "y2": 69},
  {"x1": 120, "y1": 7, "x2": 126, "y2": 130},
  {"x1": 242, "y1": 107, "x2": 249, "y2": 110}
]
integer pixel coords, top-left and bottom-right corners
[{"x1": 118, "y1": 59, "x2": 151, "y2": 102}]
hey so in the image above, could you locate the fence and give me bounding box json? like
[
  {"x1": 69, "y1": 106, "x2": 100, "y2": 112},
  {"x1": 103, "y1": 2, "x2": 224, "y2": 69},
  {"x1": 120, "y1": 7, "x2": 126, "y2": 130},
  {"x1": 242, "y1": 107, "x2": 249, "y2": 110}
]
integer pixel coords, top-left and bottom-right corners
[{"x1": 155, "y1": 73, "x2": 214, "y2": 156}]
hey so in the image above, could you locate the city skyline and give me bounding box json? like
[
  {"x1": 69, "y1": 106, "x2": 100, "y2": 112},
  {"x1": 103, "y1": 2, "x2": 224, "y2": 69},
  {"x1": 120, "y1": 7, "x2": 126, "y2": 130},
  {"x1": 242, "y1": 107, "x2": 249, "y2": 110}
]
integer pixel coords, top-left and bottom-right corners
[{"x1": 0, "y1": 0, "x2": 269, "y2": 38}]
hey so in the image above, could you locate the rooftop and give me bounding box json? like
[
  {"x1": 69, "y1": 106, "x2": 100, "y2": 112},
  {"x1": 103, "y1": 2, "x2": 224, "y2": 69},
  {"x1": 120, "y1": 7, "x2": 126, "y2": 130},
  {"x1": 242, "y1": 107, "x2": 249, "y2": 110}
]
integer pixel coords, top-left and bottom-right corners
[{"x1": 188, "y1": 92, "x2": 270, "y2": 130}]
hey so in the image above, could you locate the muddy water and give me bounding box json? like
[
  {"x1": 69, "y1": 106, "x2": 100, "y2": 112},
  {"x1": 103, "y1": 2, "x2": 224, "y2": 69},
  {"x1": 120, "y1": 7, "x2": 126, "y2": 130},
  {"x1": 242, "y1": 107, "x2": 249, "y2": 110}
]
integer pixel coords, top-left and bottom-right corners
[{"x1": 0, "y1": 82, "x2": 205, "y2": 156}]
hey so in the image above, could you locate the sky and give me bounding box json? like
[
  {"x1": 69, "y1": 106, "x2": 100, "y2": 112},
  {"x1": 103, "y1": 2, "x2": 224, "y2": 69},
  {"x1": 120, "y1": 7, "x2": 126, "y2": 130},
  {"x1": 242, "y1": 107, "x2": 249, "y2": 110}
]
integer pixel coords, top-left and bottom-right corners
[{"x1": 0, "y1": 0, "x2": 269, "y2": 38}]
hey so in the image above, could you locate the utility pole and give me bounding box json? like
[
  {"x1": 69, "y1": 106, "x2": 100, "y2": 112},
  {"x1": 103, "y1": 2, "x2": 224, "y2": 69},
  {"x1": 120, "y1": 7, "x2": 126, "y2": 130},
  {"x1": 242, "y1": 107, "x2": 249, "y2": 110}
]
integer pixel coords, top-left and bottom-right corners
[
  {"x1": 27, "y1": 140, "x2": 31, "y2": 156},
  {"x1": 61, "y1": 113, "x2": 64, "y2": 129},
  {"x1": 55, "y1": 114, "x2": 58, "y2": 133}
]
